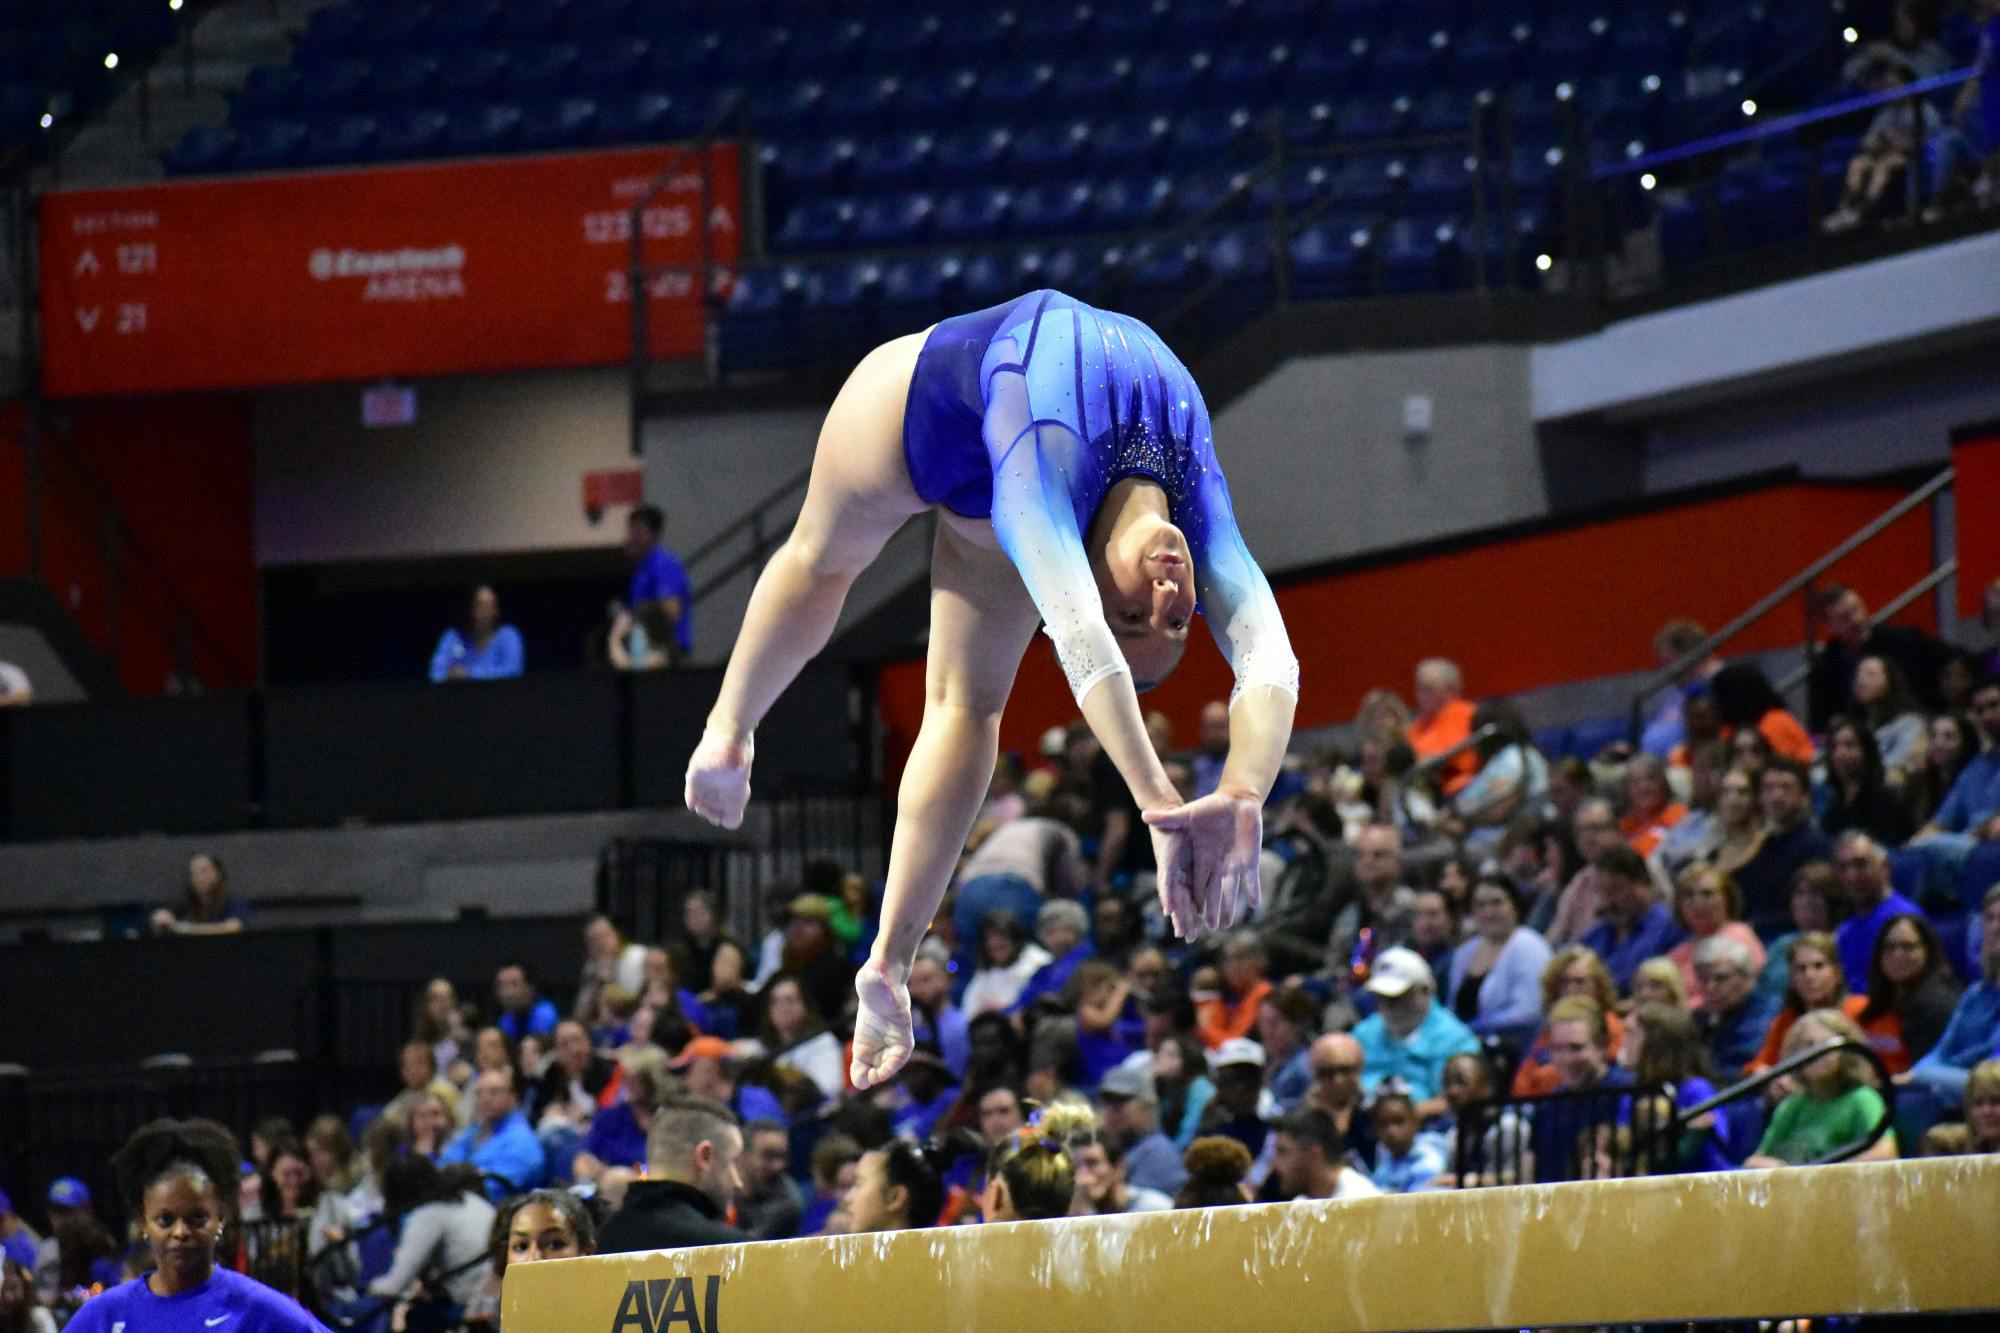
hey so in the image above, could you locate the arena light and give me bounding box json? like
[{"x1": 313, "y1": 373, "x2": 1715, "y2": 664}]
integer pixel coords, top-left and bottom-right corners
[
  {"x1": 39, "y1": 112, "x2": 53, "y2": 129},
  {"x1": 1535, "y1": 252, "x2": 1553, "y2": 271},
  {"x1": 1741, "y1": 98, "x2": 1758, "y2": 116},
  {"x1": 1843, "y1": 26, "x2": 1859, "y2": 42},
  {"x1": 1555, "y1": 81, "x2": 1575, "y2": 101},
  {"x1": 104, "y1": 51, "x2": 119, "y2": 69},
  {"x1": 1640, "y1": 171, "x2": 1658, "y2": 190},
  {"x1": 170, "y1": 0, "x2": 183, "y2": 10}
]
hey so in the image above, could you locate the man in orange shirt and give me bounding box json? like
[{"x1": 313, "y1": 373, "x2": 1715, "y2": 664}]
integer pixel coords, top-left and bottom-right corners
[
  {"x1": 1196, "y1": 931, "x2": 1274, "y2": 1050},
  {"x1": 1406, "y1": 658, "x2": 1478, "y2": 796}
]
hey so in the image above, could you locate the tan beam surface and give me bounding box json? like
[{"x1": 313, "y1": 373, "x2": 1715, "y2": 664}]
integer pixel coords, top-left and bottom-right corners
[{"x1": 507, "y1": 1157, "x2": 2000, "y2": 1333}]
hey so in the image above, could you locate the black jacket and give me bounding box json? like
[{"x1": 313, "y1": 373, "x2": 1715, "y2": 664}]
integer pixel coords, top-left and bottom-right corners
[
  {"x1": 597, "y1": 1180, "x2": 744, "y2": 1255},
  {"x1": 1807, "y1": 624, "x2": 1954, "y2": 732}
]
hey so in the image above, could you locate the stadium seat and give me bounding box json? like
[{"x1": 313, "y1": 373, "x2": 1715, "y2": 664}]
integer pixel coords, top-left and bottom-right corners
[
  {"x1": 932, "y1": 184, "x2": 1015, "y2": 242},
  {"x1": 441, "y1": 102, "x2": 525, "y2": 156},
  {"x1": 423, "y1": 0, "x2": 497, "y2": 53},
  {"x1": 863, "y1": 12, "x2": 941, "y2": 63},
  {"x1": 435, "y1": 48, "x2": 512, "y2": 105},
  {"x1": 853, "y1": 132, "x2": 936, "y2": 190},
  {"x1": 1291, "y1": 35, "x2": 1368, "y2": 98},
  {"x1": 1085, "y1": 113, "x2": 1173, "y2": 171},
  {"x1": 1009, "y1": 118, "x2": 1092, "y2": 180},
  {"x1": 900, "y1": 68, "x2": 979, "y2": 122},
  {"x1": 595, "y1": 91, "x2": 675, "y2": 146},
  {"x1": 576, "y1": 36, "x2": 652, "y2": 96},
  {"x1": 782, "y1": 17, "x2": 867, "y2": 73},
  {"x1": 930, "y1": 125, "x2": 1012, "y2": 185},
  {"x1": 374, "y1": 107, "x2": 451, "y2": 160},
  {"x1": 1018, "y1": 4, "x2": 1098, "y2": 52},
  {"x1": 298, "y1": 112, "x2": 380, "y2": 167},
  {"x1": 488, "y1": 0, "x2": 563, "y2": 49},
  {"x1": 1172, "y1": 105, "x2": 1253, "y2": 157},
  {"x1": 518, "y1": 95, "x2": 598, "y2": 151},
  {"x1": 231, "y1": 117, "x2": 308, "y2": 172},
  {"x1": 977, "y1": 60, "x2": 1057, "y2": 116},
  {"x1": 822, "y1": 73, "x2": 904, "y2": 130},
  {"x1": 290, "y1": 59, "x2": 371, "y2": 120},
  {"x1": 935, "y1": 10, "x2": 1017, "y2": 62},
  {"x1": 753, "y1": 78, "x2": 827, "y2": 139},
  {"x1": 1090, "y1": 172, "x2": 1175, "y2": 231},
  {"x1": 773, "y1": 197, "x2": 856, "y2": 251},
  {"x1": 1013, "y1": 180, "x2": 1094, "y2": 232},
  {"x1": 1211, "y1": 40, "x2": 1291, "y2": 103},
  {"x1": 164, "y1": 124, "x2": 235, "y2": 175},
  {"x1": 506, "y1": 43, "x2": 580, "y2": 102},
  {"x1": 1132, "y1": 50, "x2": 1210, "y2": 104},
  {"x1": 1050, "y1": 55, "x2": 1133, "y2": 115},
  {"x1": 850, "y1": 191, "x2": 936, "y2": 248},
  {"x1": 365, "y1": 54, "x2": 441, "y2": 110},
  {"x1": 713, "y1": 25, "x2": 792, "y2": 78},
  {"x1": 231, "y1": 65, "x2": 303, "y2": 123}
]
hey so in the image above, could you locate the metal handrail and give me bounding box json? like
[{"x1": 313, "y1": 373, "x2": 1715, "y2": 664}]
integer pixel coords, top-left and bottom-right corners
[
  {"x1": 1774, "y1": 556, "x2": 1960, "y2": 696},
  {"x1": 1657, "y1": 1036, "x2": 1895, "y2": 1166},
  {"x1": 1627, "y1": 465, "x2": 1955, "y2": 743}
]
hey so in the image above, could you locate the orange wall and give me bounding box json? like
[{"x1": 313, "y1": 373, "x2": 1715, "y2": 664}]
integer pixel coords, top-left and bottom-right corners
[
  {"x1": 875, "y1": 479, "x2": 1939, "y2": 782},
  {"x1": 1953, "y1": 430, "x2": 2000, "y2": 620}
]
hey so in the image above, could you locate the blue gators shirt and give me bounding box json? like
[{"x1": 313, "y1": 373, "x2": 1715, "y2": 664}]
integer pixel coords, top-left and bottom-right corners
[{"x1": 65, "y1": 1267, "x2": 331, "y2": 1333}]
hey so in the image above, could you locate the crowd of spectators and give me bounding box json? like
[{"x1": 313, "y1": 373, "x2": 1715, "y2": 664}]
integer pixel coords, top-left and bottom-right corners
[{"x1": 17, "y1": 581, "x2": 2000, "y2": 1331}]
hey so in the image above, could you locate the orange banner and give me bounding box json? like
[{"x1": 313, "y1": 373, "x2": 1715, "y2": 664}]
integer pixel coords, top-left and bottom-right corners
[{"x1": 38, "y1": 145, "x2": 741, "y2": 397}]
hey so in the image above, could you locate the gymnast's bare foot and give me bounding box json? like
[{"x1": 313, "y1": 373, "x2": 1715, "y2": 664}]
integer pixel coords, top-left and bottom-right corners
[
  {"x1": 684, "y1": 727, "x2": 754, "y2": 829},
  {"x1": 850, "y1": 961, "x2": 914, "y2": 1091}
]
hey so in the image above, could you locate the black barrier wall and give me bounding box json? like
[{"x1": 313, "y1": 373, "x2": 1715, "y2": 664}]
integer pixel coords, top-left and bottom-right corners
[{"x1": 0, "y1": 664, "x2": 873, "y2": 841}]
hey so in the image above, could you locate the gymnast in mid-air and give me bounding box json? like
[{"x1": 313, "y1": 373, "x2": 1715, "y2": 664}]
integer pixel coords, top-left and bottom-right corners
[{"x1": 685, "y1": 289, "x2": 1299, "y2": 1089}]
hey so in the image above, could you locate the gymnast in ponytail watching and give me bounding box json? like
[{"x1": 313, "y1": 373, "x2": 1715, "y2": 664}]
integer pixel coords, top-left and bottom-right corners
[
  {"x1": 66, "y1": 1119, "x2": 330, "y2": 1332},
  {"x1": 979, "y1": 1101, "x2": 1099, "y2": 1223}
]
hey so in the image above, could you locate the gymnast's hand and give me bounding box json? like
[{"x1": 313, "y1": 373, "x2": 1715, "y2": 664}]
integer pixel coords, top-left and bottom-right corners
[
  {"x1": 850, "y1": 960, "x2": 914, "y2": 1091},
  {"x1": 1143, "y1": 789, "x2": 1263, "y2": 934},
  {"x1": 1146, "y1": 815, "x2": 1199, "y2": 941},
  {"x1": 684, "y1": 726, "x2": 754, "y2": 829}
]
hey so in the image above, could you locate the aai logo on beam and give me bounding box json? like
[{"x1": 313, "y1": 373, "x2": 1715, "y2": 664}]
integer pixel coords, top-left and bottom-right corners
[{"x1": 609, "y1": 1276, "x2": 724, "y2": 1333}]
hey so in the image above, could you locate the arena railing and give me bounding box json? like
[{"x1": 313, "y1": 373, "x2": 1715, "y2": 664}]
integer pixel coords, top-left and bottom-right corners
[{"x1": 1624, "y1": 464, "x2": 1957, "y2": 744}]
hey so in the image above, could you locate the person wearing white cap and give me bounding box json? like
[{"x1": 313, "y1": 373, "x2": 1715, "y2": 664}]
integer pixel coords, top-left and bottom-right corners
[
  {"x1": 1350, "y1": 947, "x2": 1481, "y2": 1120},
  {"x1": 1200, "y1": 1038, "x2": 1273, "y2": 1157}
]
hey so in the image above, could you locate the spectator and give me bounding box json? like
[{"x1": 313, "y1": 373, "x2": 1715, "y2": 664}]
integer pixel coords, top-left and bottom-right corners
[
  {"x1": 599, "y1": 1096, "x2": 745, "y2": 1252},
  {"x1": 760, "y1": 975, "x2": 846, "y2": 1102},
  {"x1": 674, "y1": 1036, "x2": 786, "y2": 1126},
  {"x1": 676, "y1": 890, "x2": 729, "y2": 994},
  {"x1": 67, "y1": 1119, "x2": 324, "y2": 1333},
  {"x1": 1817, "y1": 716, "x2": 1916, "y2": 846},
  {"x1": 1199, "y1": 1039, "x2": 1271, "y2": 1156},
  {"x1": 368, "y1": 1156, "x2": 495, "y2": 1320},
  {"x1": 1173, "y1": 1137, "x2": 1256, "y2": 1209},
  {"x1": 1657, "y1": 741, "x2": 1731, "y2": 879},
  {"x1": 733, "y1": 1119, "x2": 804, "y2": 1240},
  {"x1": 698, "y1": 940, "x2": 756, "y2": 1040},
  {"x1": 1543, "y1": 798, "x2": 1625, "y2": 947},
  {"x1": 962, "y1": 911, "x2": 1054, "y2": 1017},
  {"x1": 1832, "y1": 832, "x2": 1923, "y2": 991},
  {"x1": 622, "y1": 502, "x2": 691, "y2": 662},
  {"x1": 1664, "y1": 865, "x2": 1766, "y2": 1004},
  {"x1": 468, "y1": 1189, "x2": 595, "y2": 1326},
  {"x1": 1823, "y1": 47, "x2": 1946, "y2": 233},
  {"x1": 0, "y1": 660, "x2": 29, "y2": 708},
  {"x1": 1365, "y1": 1086, "x2": 1446, "y2": 1194},
  {"x1": 1711, "y1": 663, "x2": 1815, "y2": 764},
  {"x1": 1747, "y1": 1010, "x2": 1899, "y2": 1165},
  {"x1": 1632, "y1": 956, "x2": 1691, "y2": 1013},
  {"x1": 1527, "y1": 996, "x2": 1633, "y2": 1183},
  {"x1": 1897, "y1": 884, "x2": 2000, "y2": 1132},
  {"x1": 1423, "y1": 1052, "x2": 1527, "y2": 1188},
  {"x1": 975, "y1": 1084, "x2": 1028, "y2": 1150},
  {"x1": 1749, "y1": 932, "x2": 1869, "y2": 1076},
  {"x1": 1735, "y1": 759, "x2": 1836, "y2": 936},
  {"x1": 1405, "y1": 658, "x2": 1479, "y2": 796},
  {"x1": 1328, "y1": 823, "x2": 1417, "y2": 979},
  {"x1": 149, "y1": 852, "x2": 246, "y2": 937},
  {"x1": 1351, "y1": 948, "x2": 1481, "y2": 1115},
  {"x1": 1096, "y1": 1061, "x2": 1189, "y2": 1196},
  {"x1": 890, "y1": 1051, "x2": 962, "y2": 1140},
  {"x1": 844, "y1": 1139, "x2": 944, "y2": 1233},
  {"x1": 1694, "y1": 934, "x2": 1780, "y2": 1082},
  {"x1": 1012, "y1": 900, "x2": 1095, "y2": 1014},
  {"x1": 243, "y1": 1140, "x2": 317, "y2": 1225},
  {"x1": 415, "y1": 978, "x2": 474, "y2": 1080},
  {"x1": 1642, "y1": 618, "x2": 1723, "y2": 759},
  {"x1": 531, "y1": 1020, "x2": 613, "y2": 1136},
  {"x1": 1152, "y1": 1033, "x2": 1218, "y2": 1154},
  {"x1": 429, "y1": 584, "x2": 523, "y2": 682},
  {"x1": 1856, "y1": 913, "x2": 1962, "y2": 1074},
  {"x1": 1447, "y1": 700, "x2": 1549, "y2": 839},
  {"x1": 953, "y1": 815, "x2": 1083, "y2": 949},
  {"x1": 1620, "y1": 1003, "x2": 1731, "y2": 1174},
  {"x1": 1580, "y1": 847, "x2": 1685, "y2": 995},
  {"x1": 906, "y1": 955, "x2": 970, "y2": 1078},
  {"x1": 1404, "y1": 887, "x2": 1459, "y2": 978},
  {"x1": 0, "y1": 1257, "x2": 54, "y2": 1333},
  {"x1": 1268, "y1": 1107, "x2": 1380, "y2": 1201},
  {"x1": 1620, "y1": 755, "x2": 1688, "y2": 858},
  {"x1": 1511, "y1": 947, "x2": 1627, "y2": 1096},
  {"x1": 1852, "y1": 657, "x2": 1929, "y2": 780},
  {"x1": 1091, "y1": 894, "x2": 1145, "y2": 969},
  {"x1": 1807, "y1": 585, "x2": 1954, "y2": 730},
  {"x1": 575, "y1": 916, "x2": 648, "y2": 1024},
  {"x1": 776, "y1": 896, "x2": 855, "y2": 1025},
  {"x1": 384, "y1": 1040, "x2": 464, "y2": 1127},
  {"x1": 981, "y1": 1102, "x2": 1096, "y2": 1223},
  {"x1": 439, "y1": 1069, "x2": 545, "y2": 1197},
  {"x1": 1255, "y1": 985, "x2": 1319, "y2": 1114},
  {"x1": 800, "y1": 1134, "x2": 862, "y2": 1236},
  {"x1": 1445, "y1": 873, "x2": 1552, "y2": 1045},
  {"x1": 575, "y1": 1047, "x2": 675, "y2": 1180},
  {"x1": 1706, "y1": 766, "x2": 1770, "y2": 884},
  {"x1": 493, "y1": 965, "x2": 558, "y2": 1043},
  {"x1": 1197, "y1": 932, "x2": 1273, "y2": 1050},
  {"x1": 1911, "y1": 712, "x2": 1979, "y2": 828},
  {"x1": 1906, "y1": 675, "x2": 2000, "y2": 906},
  {"x1": 1189, "y1": 699, "x2": 1231, "y2": 799},
  {"x1": 1759, "y1": 860, "x2": 1852, "y2": 1006},
  {"x1": 1966, "y1": 1058, "x2": 2000, "y2": 1153},
  {"x1": 1073, "y1": 1128, "x2": 1174, "y2": 1214},
  {"x1": 406, "y1": 1092, "x2": 457, "y2": 1161}
]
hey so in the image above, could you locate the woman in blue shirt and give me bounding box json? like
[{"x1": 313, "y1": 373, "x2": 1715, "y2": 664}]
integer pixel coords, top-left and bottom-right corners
[
  {"x1": 682, "y1": 291, "x2": 1300, "y2": 1093},
  {"x1": 67, "y1": 1119, "x2": 329, "y2": 1332},
  {"x1": 428, "y1": 585, "x2": 524, "y2": 682}
]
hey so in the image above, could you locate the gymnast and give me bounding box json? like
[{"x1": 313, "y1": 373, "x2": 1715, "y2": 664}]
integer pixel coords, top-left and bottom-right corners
[{"x1": 684, "y1": 289, "x2": 1299, "y2": 1090}]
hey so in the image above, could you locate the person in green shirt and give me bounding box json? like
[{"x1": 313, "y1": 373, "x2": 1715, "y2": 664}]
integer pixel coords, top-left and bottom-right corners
[{"x1": 1748, "y1": 1008, "x2": 1900, "y2": 1166}]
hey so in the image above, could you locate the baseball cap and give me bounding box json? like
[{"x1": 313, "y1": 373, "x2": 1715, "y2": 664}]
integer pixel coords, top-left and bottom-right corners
[
  {"x1": 1098, "y1": 1061, "x2": 1157, "y2": 1103},
  {"x1": 1207, "y1": 1037, "x2": 1267, "y2": 1072},
  {"x1": 1364, "y1": 947, "x2": 1435, "y2": 999},
  {"x1": 669, "y1": 1035, "x2": 735, "y2": 1069},
  {"x1": 48, "y1": 1177, "x2": 92, "y2": 1209}
]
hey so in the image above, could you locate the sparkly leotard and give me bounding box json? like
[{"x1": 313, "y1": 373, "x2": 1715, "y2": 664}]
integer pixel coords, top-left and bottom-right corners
[{"x1": 902, "y1": 289, "x2": 1298, "y2": 708}]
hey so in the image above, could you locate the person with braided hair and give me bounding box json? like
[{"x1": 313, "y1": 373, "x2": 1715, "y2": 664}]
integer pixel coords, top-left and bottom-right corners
[
  {"x1": 979, "y1": 1100, "x2": 1099, "y2": 1223},
  {"x1": 67, "y1": 1118, "x2": 329, "y2": 1332}
]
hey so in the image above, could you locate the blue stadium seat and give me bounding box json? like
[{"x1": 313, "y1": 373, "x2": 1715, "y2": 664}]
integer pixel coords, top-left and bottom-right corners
[
  {"x1": 231, "y1": 65, "x2": 302, "y2": 123},
  {"x1": 577, "y1": 36, "x2": 651, "y2": 96},
  {"x1": 1291, "y1": 36, "x2": 1368, "y2": 98},
  {"x1": 714, "y1": 25, "x2": 791, "y2": 78},
  {"x1": 506, "y1": 43, "x2": 580, "y2": 102},
  {"x1": 1172, "y1": 105, "x2": 1252, "y2": 157},
  {"x1": 1010, "y1": 118, "x2": 1092, "y2": 179},
  {"x1": 1280, "y1": 99, "x2": 1338, "y2": 147},
  {"x1": 935, "y1": 10, "x2": 1017, "y2": 61},
  {"x1": 1086, "y1": 113, "x2": 1172, "y2": 171},
  {"x1": 817, "y1": 257, "x2": 884, "y2": 311},
  {"x1": 1211, "y1": 40, "x2": 1291, "y2": 102},
  {"x1": 1018, "y1": 4, "x2": 1098, "y2": 51},
  {"x1": 851, "y1": 191, "x2": 936, "y2": 247},
  {"x1": 291, "y1": 59, "x2": 371, "y2": 120},
  {"x1": 423, "y1": 0, "x2": 497, "y2": 53},
  {"x1": 1567, "y1": 716, "x2": 1629, "y2": 761},
  {"x1": 863, "y1": 12, "x2": 941, "y2": 63},
  {"x1": 365, "y1": 54, "x2": 441, "y2": 109},
  {"x1": 1091, "y1": 0, "x2": 1171, "y2": 52},
  {"x1": 345, "y1": 6, "x2": 430, "y2": 60},
  {"x1": 853, "y1": 132, "x2": 935, "y2": 189},
  {"x1": 1244, "y1": 0, "x2": 1324, "y2": 41},
  {"x1": 1250, "y1": 161, "x2": 1336, "y2": 215},
  {"x1": 753, "y1": 78, "x2": 826, "y2": 139},
  {"x1": 435, "y1": 48, "x2": 512, "y2": 105},
  {"x1": 932, "y1": 184, "x2": 1015, "y2": 242},
  {"x1": 231, "y1": 117, "x2": 308, "y2": 171},
  {"x1": 441, "y1": 102, "x2": 525, "y2": 156},
  {"x1": 1333, "y1": 153, "x2": 1406, "y2": 209},
  {"x1": 643, "y1": 32, "x2": 721, "y2": 87},
  {"x1": 1207, "y1": 227, "x2": 1274, "y2": 282},
  {"x1": 1612, "y1": 13, "x2": 1688, "y2": 74},
  {"x1": 768, "y1": 135, "x2": 857, "y2": 198},
  {"x1": 1379, "y1": 214, "x2": 1462, "y2": 293},
  {"x1": 1090, "y1": 173, "x2": 1175, "y2": 230},
  {"x1": 489, "y1": 0, "x2": 563, "y2": 49},
  {"x1": 293, "y1": 6, "x2": 364, "y2": 64},
  {"x1": 1013, "y1": 180, "x2": 1094, "y2": 232},
  {"x1": 1455, "y1": 19, "x2": 1530, "y2": 88},
  {"x1": 931, "y1": 125, "x2": 1011, "y2": 184},
  {"x1": 1050, "y1": 55, "x2": 1132, "y2": 115},
  {"x1": 1408, "y1": 149, "x2": 1478, "y2": 211},
  {"x1": 978, "y1": 60, "x2": 1057, "y2": 115},
  {"x1": 1336, "y1": 94, "x2": 1406, "y2": 140},
  {"x1": 1288, "y1": 219, "x2": 1375, "y2": 297},
  {"x1": 1410, "y1": 89, "x2": 1473, "y2": 136},
  {"x1": 823, "y1": 73, "x2": 904, "y2": 130},
  {"x1": 1374, "y1": 27, "x2": 1451, "y2": 84},
  {"x1": 1535, "y1": 14, "x2": 1610, "y2": 80},
  {"x1": 1132, "y1": 51, "x2": 1210, "y2": 104},
  {"x1": 375, "y1": 107, "x2": 451, "y2": 160},
  {"x1": 783, "y1": 17, "x2": 867, "y2": 73},
  {"x1": 1176, "y1": 170, "x2": 1253, "y2": 223},
  {"x1": 518, "y1": 95, "x2": 598, "y2": 150},
  {"x1": 774, "y1": 197, "x2": 856, "y2": 251},
  {"x1": 901, "y1": 68, "x2": 979, "y2": 122},
  {"x1": 298, "y1": 113, "x2": 380, "y2": 167},
  {"x1": 959, "y1": 250, "x2": 1017, "y2": 302},
  {"x1": 595, "y1": 91, "x2": 673, "y2": 145},
  {"x1": 164, "y1": 125, "x2": 235, "y2": 175},
  {"x1": 1963, "y1": 844, "x2": 2000, "y2": 915},
  {"x1": 1531, "y1": 726, "x2": 1574, "y2": 760}
]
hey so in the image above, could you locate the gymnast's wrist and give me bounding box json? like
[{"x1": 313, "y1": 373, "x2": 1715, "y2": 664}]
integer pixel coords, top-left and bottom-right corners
[{"x1": 702, "y1": 718, "x2": 752, "y2": 747}]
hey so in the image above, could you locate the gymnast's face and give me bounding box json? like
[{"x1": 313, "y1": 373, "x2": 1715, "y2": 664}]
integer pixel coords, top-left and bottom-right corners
[{"x1": 1094, "y1": 519, "x2": 1195, "y2": 691}]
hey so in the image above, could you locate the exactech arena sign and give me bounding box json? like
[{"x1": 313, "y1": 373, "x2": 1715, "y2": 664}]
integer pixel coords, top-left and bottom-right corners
[{"x1": 38, "y1": 145, "x2": 741, "y2": 397}]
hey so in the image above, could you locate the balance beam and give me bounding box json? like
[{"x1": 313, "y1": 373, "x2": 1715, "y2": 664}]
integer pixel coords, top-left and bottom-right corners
[{"x1": 505, "y1": 1157, "x2": 2000, "y2": 1333}]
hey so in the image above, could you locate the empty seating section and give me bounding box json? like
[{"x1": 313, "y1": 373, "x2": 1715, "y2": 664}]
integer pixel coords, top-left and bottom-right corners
[
  {"x1": 161, "y1": 0, "x2": 1971, "y2": 366},
  {"x1": 1, "y1": 0, "x2": 180, "y2": 161}
]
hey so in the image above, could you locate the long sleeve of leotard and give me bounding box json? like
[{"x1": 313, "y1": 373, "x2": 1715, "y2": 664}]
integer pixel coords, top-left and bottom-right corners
[
  {"x1": 1182, "y1": 454, "x2": 1300, "y2": 709},
  {"x1": 979, "y1": 330, "x2": 1130, "y2": 707}
]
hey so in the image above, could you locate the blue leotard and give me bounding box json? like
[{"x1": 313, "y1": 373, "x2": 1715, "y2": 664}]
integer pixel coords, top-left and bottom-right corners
[{"x1": 902, "y1": 289, "x2": 1297, "y2": 707}]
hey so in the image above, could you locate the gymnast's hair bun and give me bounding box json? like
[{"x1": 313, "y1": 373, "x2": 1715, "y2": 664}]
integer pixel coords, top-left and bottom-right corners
[{"x1": 1183, "y1": 1135, "x2": 1254, "y2": 1186}]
